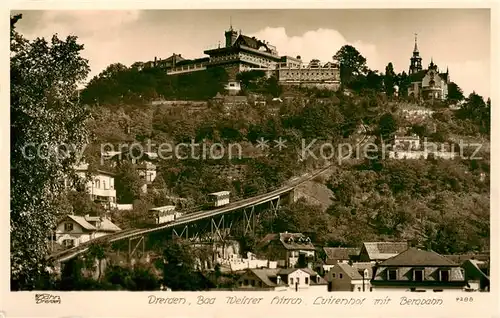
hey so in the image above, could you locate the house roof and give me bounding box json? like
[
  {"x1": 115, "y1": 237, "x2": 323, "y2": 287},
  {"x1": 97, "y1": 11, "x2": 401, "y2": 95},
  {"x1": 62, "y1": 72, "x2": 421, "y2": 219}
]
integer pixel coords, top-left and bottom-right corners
[
  {"x1": 301, "y1": 268, "x2": 328, "y2": 285},
  {"x1": 323, "y1": 247, "x2": 360, "y2": 262},
  {"x1": 66, "y1": 215, "x2": 96, "y2": 231},
  {"x1": 213, "y1": 92, "x2": 224, "y2": 99},
  {"x1": 379, "y1": 248, "x2": 458, "y2": 267},
  {"x1": 99, "y1": 218, "x2": 122, "y2": 232},
  {"x1": 237, "y1": 35, "x2": 264, "y2": 50},
  {"x1": 248, "y1": 268, "x2": 282, "y2": 287},
  {"x1": 351, "y1": 262, "x2": 374, "y2": 279},
  {"x1": 209, "y1": 191, "x2": 231, "y2": 196},
  {"x1": 467, "y1": 260, "x2": 489, "y2": 280},
  {"x1": 443, "y1": 254, "x2": 490, "y2": 264},
  {"x1": 337, "y1": 263, "x2": 363, "y2": 280},
  {"x1": 362, "y1": 242, "x2": 409, "y2": 260},
  {"x1": 62, "y1": 215, "x2": 121, "y2": 232},
  {"x1": 279, "y1": 232, "x2": 315, "y2": 250}
]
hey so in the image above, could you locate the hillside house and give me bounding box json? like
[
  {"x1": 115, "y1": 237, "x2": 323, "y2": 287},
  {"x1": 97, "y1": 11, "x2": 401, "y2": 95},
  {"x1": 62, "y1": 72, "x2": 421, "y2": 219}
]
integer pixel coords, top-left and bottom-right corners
[
  {"x1": 370, "y1": 248, "x2": 467, "y2": 292},
  {"x1": 259, "y1": 232, "x2": 316, "y2": 268},
  {"x1": 73, "y1": 163, "x2": 117, "y2": 210},
  {"x1": 54, "y1": 214, "x2": 121, "y2": 248},
  {"x1": 394, "y1": 134, "x2": 421, "y2": 150}
]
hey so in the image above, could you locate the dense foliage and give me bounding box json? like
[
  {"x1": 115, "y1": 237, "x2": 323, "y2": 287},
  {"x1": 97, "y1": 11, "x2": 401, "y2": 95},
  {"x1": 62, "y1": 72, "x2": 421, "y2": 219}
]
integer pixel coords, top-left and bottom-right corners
[
  {"x1": 10, "y1": 15, "x2": 91, "y2": 289},
  {"x1": 11, "y1": 18, "x2": 491, "y2": 290}
]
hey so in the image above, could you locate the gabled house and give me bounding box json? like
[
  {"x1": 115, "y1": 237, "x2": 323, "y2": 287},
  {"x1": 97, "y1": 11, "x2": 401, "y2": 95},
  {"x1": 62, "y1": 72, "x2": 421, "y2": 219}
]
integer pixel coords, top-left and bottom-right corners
[
  {"x1": 322, "y1": 247, "x2": 360, "y2": 272},
  {"x1": 371, "y1": 248, "x2": 467, "y2": 292},
  {"x1": 54, "y1": 214, "x2": 121, "y2": 248},
  {"x1": 326, "y1": 263, "x2": 371, "y2": 292},
  {"x1": 236, "y1": 268, "x2": 287, "y2": 291},
  {"x1": 236, "y1": 267, "x2": 327, "y2": 292},
  {"x1": 259, "y1": 232, "x2": 316, "y2": 268},
  {"x1": 359, "y1": 242, "x2": 409, "y2": 263}
]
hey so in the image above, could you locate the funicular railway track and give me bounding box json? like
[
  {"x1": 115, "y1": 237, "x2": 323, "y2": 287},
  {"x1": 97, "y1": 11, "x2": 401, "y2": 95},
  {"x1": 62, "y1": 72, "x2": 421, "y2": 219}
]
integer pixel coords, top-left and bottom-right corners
[{"x1": 49, "y1": 124, "x2": 367, "y2": 263}]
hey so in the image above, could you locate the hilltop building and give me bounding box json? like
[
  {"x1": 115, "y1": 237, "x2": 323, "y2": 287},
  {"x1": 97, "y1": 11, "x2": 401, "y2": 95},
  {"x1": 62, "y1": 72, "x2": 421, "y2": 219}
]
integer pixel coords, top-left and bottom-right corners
[
  {"x1": 138, "y1": 24, "x2": 340, "y2": 91},
  {"x1": 407, "y1": 34, "x2": 450, "y2": 101}
]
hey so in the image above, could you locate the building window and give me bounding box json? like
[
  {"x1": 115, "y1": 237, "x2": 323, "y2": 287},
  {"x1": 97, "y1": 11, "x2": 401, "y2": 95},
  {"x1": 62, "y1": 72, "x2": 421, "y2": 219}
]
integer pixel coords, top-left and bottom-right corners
[
  {"x1": 332, "y1": 273, "x2": 336, "y2": 279},
  {"x1": 339, "y1": 273, "x2": 343, "y2": 279},
  {"x1": 251, "y1": 280, "x2": 255, "y2": 287},
  {"x1": 439, "y1": 269, "x2": 450, "y2": 282},
  {"x1": 305, "y1": 277, "x2": 309, "y2": 284},
  {"x1": 387, "y1": 269, "x2": 398, "y2": 280},
  {"x1": 62, "y1": 239, "x2": 74, "y2": 248},
  {"x1": 95, "y1": 179, "x2": 100, "y2": 188},
  {"x1": 103, "y1": 180, "x2": 107, "y2": 189},
  {"x1": 413, "y1": 269, "x2": 424, "y2": 281},
  {"x1": 64, "y1": 223, "x2": 74, "y2": 232},
  {"x1": 244, "y1": 279, "x2": 248, "y2": 286},
  {"x1": 289, "y1": 278, "x2": 294, "y2": 285}
]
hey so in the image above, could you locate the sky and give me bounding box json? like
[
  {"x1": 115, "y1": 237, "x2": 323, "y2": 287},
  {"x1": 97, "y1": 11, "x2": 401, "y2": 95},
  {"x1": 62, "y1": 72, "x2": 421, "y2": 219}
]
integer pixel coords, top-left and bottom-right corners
[{"x1": 13, "y1": 9, "x2": 491, "y2": 98}]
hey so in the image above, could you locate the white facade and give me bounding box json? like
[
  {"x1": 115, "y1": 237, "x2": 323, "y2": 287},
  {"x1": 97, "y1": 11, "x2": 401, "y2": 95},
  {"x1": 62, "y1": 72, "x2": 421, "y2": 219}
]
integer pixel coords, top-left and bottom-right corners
[
  {"x1": 54, "y1": 215, "x2": 121, "y2": 248},
  {"x1": 388, "y1": 150, "x2": 456, "y2": 160},
  {"x1": 224, "y1": 81, "x2": 242, "y2": 95},
  {"x1": 74, "y1": 164, "x2": 117, "y2": 209}
]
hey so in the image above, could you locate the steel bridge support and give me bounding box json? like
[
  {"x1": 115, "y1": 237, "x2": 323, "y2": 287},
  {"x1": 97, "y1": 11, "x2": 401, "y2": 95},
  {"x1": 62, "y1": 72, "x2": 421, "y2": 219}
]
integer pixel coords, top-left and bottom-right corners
[
  {"x1": 243, "y1": 205, "x2": 255, "y2": 236},
  {"x1": 127, "y1": 235, "x2": 145, "y2": 261}
]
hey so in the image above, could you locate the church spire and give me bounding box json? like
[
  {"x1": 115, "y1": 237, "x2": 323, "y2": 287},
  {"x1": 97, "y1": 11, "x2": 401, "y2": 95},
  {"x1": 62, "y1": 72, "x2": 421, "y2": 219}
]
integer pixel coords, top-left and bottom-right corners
[
  {"x1": 229, "y1": 16, "x2": 233, "y2": 31},
  {"x1": 409, "y1": 33, "x2": 423, "y2": 75}
]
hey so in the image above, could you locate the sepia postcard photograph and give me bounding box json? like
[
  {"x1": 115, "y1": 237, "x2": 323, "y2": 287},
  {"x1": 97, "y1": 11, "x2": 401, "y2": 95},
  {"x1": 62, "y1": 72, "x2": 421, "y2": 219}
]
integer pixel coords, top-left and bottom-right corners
[{"x1": 3, "y1": 2, "x2": 498, "y2": 318}]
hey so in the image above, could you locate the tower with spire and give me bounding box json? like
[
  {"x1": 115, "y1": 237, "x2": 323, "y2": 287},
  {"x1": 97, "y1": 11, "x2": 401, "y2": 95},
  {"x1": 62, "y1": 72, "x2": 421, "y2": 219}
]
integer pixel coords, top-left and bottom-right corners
[
  {"x1": 409, "y1": 33, "x2": 423, "y2": 75},
  {"x1": 224, "y1": 17, "x2": 238, "y2": 48}
]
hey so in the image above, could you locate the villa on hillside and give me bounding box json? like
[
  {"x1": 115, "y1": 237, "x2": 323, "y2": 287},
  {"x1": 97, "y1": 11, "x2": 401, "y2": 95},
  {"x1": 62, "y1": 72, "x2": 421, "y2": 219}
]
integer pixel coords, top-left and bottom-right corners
[
  {"x1": 53, "y1": 214, "x2": 121, "y2": 248},
  {"x1": 136, "y1": 25, "x2": 340, "y2": 91},
  {"x1": 259, "y1": 232, "x2": 316, "y2": 268},
  {"x1": 72, "y1": 163, "x2": 117, "y2": 210}
]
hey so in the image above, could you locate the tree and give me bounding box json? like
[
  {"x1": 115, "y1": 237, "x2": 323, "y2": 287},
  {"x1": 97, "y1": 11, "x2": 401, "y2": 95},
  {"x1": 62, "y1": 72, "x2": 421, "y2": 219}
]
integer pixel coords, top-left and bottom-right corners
[
  {"x1": 10, "y1": 14, "x2": 91, "y2": 289},
  {"x1": 333, "y1": 45, "x2": 368, "y2": 87},
  {"x1": 115, "y1": 161, "x2": 145, "y2": 204},
  {"x1": 447, "y1": 82, "x2": 465, "y2": 103},
  {"x1": 378, "y1": 113, "x2": 398, "y2": 141},
  {"x1": 384, "y1": 63, "x2": 396, "y2": 96},
  {"x1": 162, "y1": 240, "x2": 209, "y2": 291}
]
